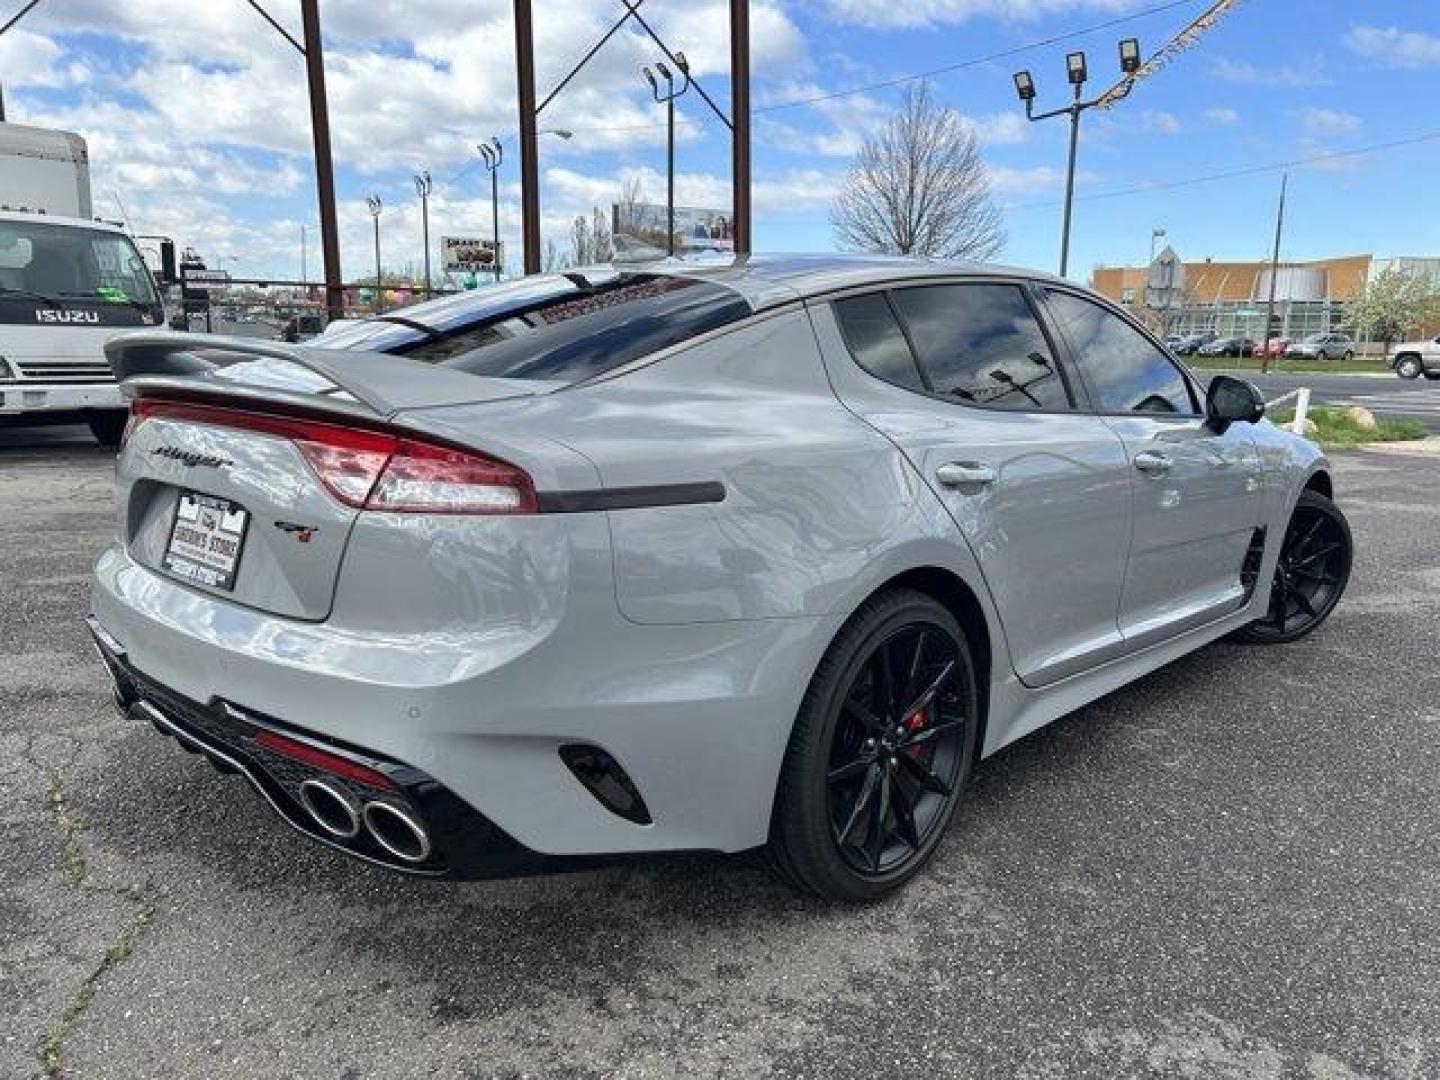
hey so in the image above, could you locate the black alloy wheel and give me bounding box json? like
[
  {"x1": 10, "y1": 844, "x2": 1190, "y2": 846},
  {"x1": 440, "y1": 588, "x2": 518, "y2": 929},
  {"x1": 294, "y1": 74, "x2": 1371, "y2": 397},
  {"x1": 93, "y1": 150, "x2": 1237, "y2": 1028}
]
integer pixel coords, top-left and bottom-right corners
[
  {"x1": 770, "y1": 590, "x2": 977, "y2": 902},
  {"x1": 1232, "y1": 490, "x2": 1352, "y2": 645}
]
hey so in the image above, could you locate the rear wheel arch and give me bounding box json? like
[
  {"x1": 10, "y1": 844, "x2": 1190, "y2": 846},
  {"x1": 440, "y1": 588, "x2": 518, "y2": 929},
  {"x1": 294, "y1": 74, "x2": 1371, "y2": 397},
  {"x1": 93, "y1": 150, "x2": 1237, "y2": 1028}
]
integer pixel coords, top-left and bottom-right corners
[{"x1": 1303, "y1": 469, "x2": 1333, "y2": 501}]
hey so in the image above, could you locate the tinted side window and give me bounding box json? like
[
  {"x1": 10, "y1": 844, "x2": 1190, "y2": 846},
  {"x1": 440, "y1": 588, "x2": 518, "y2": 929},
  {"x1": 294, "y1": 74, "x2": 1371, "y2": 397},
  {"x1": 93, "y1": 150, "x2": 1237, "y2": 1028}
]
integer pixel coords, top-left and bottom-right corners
[
  {"x1": 1045, "y1": 291, "x2": 1197, "y2": 414},
  {"x1": 833, "y1": 293, "x2": 926, "y2": 391},
  {"x1": 889, "y1": 284, "x2": 1072, "y2": 411}
]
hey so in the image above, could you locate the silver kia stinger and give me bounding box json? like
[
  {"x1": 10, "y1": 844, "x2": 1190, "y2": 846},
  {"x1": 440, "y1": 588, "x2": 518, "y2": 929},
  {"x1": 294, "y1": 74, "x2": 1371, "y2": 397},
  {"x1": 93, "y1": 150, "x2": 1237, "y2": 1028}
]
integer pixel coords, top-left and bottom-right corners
[{"x1": 89, "y1": 256, "x2": 1350, "y2": 901}]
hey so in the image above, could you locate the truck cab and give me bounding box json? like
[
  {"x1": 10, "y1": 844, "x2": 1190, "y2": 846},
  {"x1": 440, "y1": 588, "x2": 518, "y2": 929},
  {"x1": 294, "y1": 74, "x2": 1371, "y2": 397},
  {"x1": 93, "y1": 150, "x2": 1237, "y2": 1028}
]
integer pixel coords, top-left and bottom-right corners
[
  {"x1": 0, "y1": 210, "x2": 165, "y2": 444},
  {"x1": 1, "y1": 121, "x2": 167, "y2": 445}
]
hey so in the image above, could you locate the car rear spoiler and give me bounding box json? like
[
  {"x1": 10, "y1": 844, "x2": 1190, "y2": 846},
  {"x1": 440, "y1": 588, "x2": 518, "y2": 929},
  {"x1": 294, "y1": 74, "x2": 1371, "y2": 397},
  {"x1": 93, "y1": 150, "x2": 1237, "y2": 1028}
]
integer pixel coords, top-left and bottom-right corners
[{"x1": 104, "y1": 332, "x2": 553, "y2": 418}]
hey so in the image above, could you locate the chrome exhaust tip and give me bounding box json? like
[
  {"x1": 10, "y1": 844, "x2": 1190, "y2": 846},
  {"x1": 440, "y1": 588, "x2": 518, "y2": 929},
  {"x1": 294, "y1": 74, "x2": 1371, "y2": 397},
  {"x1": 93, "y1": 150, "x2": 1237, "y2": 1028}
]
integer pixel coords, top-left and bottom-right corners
[
  {"x1": 298, "y1": 779, "x2": 361, "y2": 840},
  {"x1": 362, "y1": 801, "x2": 431, "y2": 864}
]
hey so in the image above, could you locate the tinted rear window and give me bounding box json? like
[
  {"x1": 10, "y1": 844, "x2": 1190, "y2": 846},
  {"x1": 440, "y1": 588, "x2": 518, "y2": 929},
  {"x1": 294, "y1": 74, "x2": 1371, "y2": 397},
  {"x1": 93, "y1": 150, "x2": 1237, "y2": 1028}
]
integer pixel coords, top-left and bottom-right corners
[{"x1": 324, "y1": 272, "x2": 751, "y2": 386}]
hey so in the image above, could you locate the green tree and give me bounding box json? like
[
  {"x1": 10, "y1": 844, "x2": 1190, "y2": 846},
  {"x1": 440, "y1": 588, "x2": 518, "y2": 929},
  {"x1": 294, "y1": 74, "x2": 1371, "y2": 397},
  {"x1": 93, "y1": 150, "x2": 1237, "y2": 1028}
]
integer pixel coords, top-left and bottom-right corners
[{"x1": 1345, "y1": 265, "x2": 1440, "y2": 352}]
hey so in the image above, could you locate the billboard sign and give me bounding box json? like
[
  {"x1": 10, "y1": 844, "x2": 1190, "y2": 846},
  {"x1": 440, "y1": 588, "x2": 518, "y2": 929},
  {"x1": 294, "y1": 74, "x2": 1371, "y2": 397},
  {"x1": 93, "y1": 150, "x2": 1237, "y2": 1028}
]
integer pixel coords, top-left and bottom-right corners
[
  {"x1": 612, "y1": 202, "x2": 734, "y2": 260},
  {"x1": 180, "y1": 267, "x2": 231, "y2": 291},
  {"x1": 441, "y1": 236, "x2": 503, "y2": 274}
]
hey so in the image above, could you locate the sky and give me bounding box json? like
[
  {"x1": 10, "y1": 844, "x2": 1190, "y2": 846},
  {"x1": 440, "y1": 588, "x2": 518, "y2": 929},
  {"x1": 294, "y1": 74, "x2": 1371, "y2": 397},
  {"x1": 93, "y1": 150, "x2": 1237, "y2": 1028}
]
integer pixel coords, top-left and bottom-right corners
[{"x1": 2, "y1": 0, "x2": 1437, "y2": 284}]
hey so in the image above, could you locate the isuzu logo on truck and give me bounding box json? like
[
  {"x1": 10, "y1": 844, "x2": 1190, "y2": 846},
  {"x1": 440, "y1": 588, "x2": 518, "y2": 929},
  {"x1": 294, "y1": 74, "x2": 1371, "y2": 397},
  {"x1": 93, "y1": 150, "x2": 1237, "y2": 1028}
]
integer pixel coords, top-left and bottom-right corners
[{"x1": 35, "y1": 309, "x2": 102, "y2": 324}]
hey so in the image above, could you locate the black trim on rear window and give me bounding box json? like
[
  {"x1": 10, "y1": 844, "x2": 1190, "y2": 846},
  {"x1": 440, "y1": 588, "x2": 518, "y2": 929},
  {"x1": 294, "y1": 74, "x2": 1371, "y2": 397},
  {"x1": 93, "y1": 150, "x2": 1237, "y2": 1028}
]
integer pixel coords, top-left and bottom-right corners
[{"x1": 326, "y1": 273, "x2": 752, "y2": 387}]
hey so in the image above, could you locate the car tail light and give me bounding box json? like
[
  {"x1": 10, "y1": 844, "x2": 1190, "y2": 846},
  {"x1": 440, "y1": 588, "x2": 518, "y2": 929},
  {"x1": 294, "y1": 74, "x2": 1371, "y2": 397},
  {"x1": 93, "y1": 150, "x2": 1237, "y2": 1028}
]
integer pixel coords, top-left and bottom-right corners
[
  {"x1": 126, "y1": 398, "x2": 536, "y2": 514},
  {"x1": 253, "y1": 728, "x2": 397, "y2": 791},
  {"x1": 368, "y1": 439, "x2": 536, "y2": 514}
]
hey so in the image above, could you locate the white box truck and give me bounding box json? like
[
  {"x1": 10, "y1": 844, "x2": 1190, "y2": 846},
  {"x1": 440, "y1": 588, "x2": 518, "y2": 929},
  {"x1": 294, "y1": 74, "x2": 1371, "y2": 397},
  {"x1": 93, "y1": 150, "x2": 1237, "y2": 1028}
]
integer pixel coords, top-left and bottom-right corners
[{"x1": 0, "y1": 122, "x2": 167, "y2": 445}]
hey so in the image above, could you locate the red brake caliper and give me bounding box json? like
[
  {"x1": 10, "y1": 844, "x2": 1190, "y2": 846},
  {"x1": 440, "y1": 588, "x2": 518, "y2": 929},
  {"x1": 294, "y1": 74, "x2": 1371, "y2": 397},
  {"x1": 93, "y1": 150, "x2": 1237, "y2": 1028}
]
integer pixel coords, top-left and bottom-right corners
[{"x1": 903, "y1": 708, "x2": 928, "y2": 759}]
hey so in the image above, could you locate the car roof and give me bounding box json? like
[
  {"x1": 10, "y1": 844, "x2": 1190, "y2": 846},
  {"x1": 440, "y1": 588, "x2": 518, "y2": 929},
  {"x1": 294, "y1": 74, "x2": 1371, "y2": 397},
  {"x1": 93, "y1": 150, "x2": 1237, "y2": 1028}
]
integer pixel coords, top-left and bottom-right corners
[{"x1": 634, "y1": 253, "x2": 1073, "y2": 310}]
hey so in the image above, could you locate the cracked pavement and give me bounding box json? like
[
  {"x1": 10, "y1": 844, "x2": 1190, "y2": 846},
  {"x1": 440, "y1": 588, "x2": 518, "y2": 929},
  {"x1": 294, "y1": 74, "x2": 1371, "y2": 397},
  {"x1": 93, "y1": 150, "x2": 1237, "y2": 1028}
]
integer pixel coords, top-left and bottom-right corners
[{"x1": 1, "y1": 426, "x2": 1438, "y2": 1078}]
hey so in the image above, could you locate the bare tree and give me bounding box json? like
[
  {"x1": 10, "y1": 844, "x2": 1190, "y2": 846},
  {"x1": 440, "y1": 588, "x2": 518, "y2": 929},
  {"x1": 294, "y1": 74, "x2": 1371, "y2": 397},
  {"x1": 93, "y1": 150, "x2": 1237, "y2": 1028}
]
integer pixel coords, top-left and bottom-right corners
[
  {"x1": 569, "y1": 206, "x2": 614, "y2": 266},
  {"x1": 831, "y1": 82, "x2": 1004, "y2": 261}
]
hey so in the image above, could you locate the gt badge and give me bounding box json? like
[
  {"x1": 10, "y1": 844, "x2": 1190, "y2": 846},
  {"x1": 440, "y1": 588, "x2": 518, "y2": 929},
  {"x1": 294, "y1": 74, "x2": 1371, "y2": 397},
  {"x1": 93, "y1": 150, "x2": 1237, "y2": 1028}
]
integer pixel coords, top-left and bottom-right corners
[{"x1": 274, "y1": 521, "x2": 319, "y2": 544}]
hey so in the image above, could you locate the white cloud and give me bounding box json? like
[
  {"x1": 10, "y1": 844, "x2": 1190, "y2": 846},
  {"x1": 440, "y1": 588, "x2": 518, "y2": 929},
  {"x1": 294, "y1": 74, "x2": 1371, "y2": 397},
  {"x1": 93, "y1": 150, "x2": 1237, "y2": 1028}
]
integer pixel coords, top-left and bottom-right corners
[
  {"x1": 1296, "y1": 108, "x2": 1362, "y2": 136},
  {"x1": 1204, "y1": 107, "x2": 1240, "y2": 126},
  {"x1": 820, "y1": 0, "x2": 1137, "y2": 30},
  {"x1": 1140, "y1": 111, "x2": 1182, "y2": 136},
  {"x1": 0, "y1": 29, "x2": 84, "y2": 88},
  {"x1": 1211, "y1": 57, "x2": 1330, "y2": 87},
  {"x1": 988, "y1": 165, "x2": 1071, "y2": 195},
  {"x1": 1344, "y1": 25, "x2": 1440, "y2": 69}
]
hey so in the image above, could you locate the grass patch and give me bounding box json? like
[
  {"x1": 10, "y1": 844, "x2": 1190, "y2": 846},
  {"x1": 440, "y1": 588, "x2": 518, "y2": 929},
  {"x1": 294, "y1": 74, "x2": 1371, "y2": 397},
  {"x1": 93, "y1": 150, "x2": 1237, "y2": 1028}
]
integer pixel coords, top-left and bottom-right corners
[
  {"x1": 1185, "y1": 355, "x2": 1394, "y2": 375},
  {"x1": 1271, "y1": 406, "x2": 1427, "y2": 449}
]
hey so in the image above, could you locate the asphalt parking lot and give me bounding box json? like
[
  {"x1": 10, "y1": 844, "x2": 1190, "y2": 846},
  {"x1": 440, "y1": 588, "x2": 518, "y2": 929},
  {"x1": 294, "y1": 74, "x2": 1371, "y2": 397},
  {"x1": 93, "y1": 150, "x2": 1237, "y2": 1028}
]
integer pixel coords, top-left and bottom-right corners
[{"x1": 2, "y1": 432, "x2": 1438, "y2": 1079}]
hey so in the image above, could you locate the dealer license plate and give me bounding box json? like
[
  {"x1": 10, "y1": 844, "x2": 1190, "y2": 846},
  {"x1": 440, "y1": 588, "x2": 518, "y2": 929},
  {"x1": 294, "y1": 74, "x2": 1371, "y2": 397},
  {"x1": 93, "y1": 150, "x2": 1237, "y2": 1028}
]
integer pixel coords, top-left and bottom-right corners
[{"x1": 163, "y1": 492, "x2": 249, "y2": 591}]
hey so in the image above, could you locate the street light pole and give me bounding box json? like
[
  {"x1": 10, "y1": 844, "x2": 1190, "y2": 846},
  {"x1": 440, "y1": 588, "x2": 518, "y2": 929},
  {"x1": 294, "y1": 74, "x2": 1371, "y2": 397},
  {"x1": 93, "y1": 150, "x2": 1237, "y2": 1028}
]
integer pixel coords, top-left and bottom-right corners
[
  {"x1": 1058, "y1": 80, "x2": 1083, "y2": 279},
  {"x1": 644, "y1": 55, "x2": 691, "y2": 258},
  {"x1": 414, "y1": 170, "x2": 432, "y2": 298},
  {"x1": 1015, "y1": 38, "x2": 1142, "y2": 279},
  {"x1": 366, "y1": 195, "x2": 383, "y2": 313},
  {"x1": 478, "y1": 139, "x2": 504, "y2": 283}
]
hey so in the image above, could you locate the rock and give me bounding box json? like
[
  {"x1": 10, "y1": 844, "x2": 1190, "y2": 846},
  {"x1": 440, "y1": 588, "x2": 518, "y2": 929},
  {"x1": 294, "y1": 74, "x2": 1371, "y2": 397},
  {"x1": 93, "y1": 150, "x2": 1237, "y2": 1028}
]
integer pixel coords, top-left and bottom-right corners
[{"x1": 1341, "y1": 405, "x2": 1377, "y2": 430}]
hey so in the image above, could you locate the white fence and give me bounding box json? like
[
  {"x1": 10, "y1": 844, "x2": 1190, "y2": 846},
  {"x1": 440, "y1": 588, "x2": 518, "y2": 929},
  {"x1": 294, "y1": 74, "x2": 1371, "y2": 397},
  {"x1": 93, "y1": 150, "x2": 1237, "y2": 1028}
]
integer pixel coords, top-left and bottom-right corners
[{"x1": 1265, "y1": 387, "x2": 1312, "y2": 435}]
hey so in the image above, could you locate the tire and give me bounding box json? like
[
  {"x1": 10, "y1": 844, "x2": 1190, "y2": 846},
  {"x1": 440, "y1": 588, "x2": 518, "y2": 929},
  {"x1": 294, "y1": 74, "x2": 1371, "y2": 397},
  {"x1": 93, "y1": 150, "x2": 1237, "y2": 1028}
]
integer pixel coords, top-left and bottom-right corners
[
  {"x1": 86, "y1": 409, "x2": 128, "y2": 448},
  {"x1": 1342, "y1": 351, "x2": 1354, "y2": 362},
  {"x1": 1231, "y1": 490, "x2": 1352, "y2": 645},
  {"x1": 769, "y1": 589, "x2": 979, "y2": 903},
  {"x1": 1395, "y1": 355, "x2": 1423, "y2": 380},
  {"x1": 1424, "y1": 371, "x2": 1440, "y2": 381}
]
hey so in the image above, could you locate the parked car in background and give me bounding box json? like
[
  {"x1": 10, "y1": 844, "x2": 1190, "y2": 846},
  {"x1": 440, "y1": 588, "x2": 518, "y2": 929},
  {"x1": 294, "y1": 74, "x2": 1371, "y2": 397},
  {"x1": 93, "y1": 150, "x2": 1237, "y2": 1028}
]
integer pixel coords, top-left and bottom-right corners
[
  {"x1": 1171, "y1": 331, "x2": 1217, "y2": 356},
  {"x1": 1253, "y1": 337, "x2": 1291, "y2": 360},
  {"x1": 1162, "y1": 334, "x2": 1185, "y2": 351},
  {"x1": 1285, "y1": 332, "x2": 1354, "y2": 362},
  {"x1": 1197, "y1": 336, "x2": 1255, "y2": 358},
  {"x1": 91, "y1": 256, "x2": 1349, "y2": 902},
  {"x1": 1390, "y1": 335, "x2": 1440, "y2": 379}
]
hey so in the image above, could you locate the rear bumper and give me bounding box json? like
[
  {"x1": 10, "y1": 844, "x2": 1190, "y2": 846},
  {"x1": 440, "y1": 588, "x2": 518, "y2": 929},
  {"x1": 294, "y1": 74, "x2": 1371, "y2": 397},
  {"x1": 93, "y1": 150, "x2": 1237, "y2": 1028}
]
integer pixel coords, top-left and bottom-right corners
[
  {"x1": 0, "y1": 382, "x2": 124, "y2": 414},
  {"x1": 87, "y1": 617, "x2": 669, "y2": 880},
  {"x1": 91, "y1": 543, "x2": 835, "y2": 860}
]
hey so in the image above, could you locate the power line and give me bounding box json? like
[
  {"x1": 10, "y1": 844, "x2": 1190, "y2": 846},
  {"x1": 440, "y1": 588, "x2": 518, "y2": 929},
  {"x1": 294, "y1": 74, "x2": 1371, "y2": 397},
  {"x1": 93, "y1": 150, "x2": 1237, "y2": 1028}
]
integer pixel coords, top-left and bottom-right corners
[
  {"x1": 1000, "y1": 129, "x2": 1440, "y2": 211},
  {"x1": 550, "y1": 0, "x2": 1207, "y2": 136}
]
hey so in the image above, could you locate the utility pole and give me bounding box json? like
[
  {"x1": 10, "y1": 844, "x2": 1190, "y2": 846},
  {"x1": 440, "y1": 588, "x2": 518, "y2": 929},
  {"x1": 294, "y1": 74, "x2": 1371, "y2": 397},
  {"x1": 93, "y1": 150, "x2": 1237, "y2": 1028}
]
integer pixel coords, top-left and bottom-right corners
[
  {"x1": 514, "y1": 0, "x2": 541, "y2": 275},
  {"x1": 299, "y1": 0, "x2": 343, "y2": 323},
  {"x1": 1261, "y1": 173, "x2": 1288, "y2": 375},
  {"x1": 730, "y1": 0, "x2": 750, "y2": 255},
  {"x1": 414, "y1": 170, "x2": 433, "y2": 297},
  {"x1": 367, "y1": 195, "x2": 383, "y2": 313}
]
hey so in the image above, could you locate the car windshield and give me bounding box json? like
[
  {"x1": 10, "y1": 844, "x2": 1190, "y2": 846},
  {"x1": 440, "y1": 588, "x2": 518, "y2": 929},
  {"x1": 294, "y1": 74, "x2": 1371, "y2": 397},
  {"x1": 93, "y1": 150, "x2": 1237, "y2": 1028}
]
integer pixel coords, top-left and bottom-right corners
[
  {"x1": 0, "y1": 219, "x2": 159, "y2": 306},
  {"x1": 1303, "y1": 333, "x2": 1327, "y2": 343},
  {"x1": 322, "y1": 270, "x2": 752, "y2": 386}
]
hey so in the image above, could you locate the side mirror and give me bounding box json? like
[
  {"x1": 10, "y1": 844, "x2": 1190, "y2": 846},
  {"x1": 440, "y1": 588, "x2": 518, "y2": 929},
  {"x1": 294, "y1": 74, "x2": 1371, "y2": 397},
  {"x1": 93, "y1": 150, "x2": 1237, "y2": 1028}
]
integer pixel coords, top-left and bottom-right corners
[{"x1": 1206, "y1": 374, "x2": 1265, "y2": 433}]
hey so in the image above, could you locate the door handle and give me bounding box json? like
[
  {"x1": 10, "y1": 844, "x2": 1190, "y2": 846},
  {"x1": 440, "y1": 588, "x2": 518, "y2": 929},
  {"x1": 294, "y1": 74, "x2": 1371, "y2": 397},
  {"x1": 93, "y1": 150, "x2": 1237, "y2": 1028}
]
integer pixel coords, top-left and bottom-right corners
[
  {"x1": 1133, "y1": 450, "x2": 1173, "y2": 476},
  {"x1": 935, "y1": 461, "x2": 998, "y2": 487}
]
